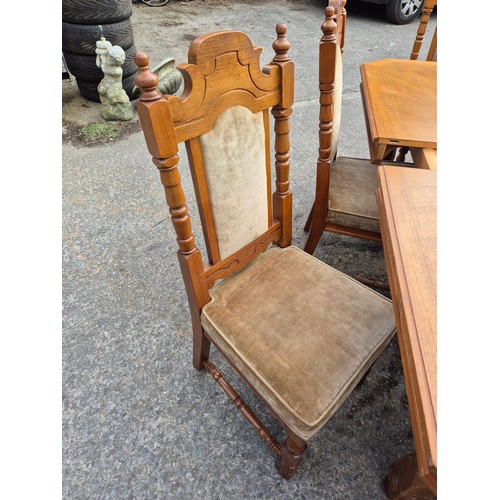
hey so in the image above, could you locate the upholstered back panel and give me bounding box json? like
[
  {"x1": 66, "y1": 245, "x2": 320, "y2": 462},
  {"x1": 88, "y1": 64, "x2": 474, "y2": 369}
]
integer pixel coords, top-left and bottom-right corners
[
  {"x1": 331, "y1": 43, "x2": 343, "y2": 158},
  {"x1": 199, "y1": 105, "x2": 269, "y2": 260}
]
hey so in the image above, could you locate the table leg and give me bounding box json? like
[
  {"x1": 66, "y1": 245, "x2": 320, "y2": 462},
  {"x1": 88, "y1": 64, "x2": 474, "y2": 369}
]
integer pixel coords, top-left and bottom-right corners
[{"x1": 384, "y1": 453, "x2": 436, "y2": 499}]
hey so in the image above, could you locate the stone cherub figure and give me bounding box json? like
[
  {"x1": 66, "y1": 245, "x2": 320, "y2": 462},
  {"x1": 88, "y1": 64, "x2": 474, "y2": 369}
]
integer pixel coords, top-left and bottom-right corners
[{"x1": 95, "y1": 38, "x2": 134, "y2": 121}]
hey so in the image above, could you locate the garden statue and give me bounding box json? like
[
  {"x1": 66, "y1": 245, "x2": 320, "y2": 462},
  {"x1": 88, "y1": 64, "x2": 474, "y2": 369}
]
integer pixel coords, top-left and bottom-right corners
[{"x1": 95, "y1": 37, "x2": 134, "y2": 121}]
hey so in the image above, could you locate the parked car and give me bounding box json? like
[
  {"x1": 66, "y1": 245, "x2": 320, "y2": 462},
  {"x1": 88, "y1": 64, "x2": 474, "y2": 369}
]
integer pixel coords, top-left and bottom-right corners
[{"x1": 361, "y1": 0, "x2": 423, "y2": 24}]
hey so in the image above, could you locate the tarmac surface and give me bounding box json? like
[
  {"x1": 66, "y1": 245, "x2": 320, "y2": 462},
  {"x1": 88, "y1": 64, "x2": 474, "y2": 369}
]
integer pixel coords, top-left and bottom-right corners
[{"x1": 62, "y1": 1, "x2": 437, "y2": 498}]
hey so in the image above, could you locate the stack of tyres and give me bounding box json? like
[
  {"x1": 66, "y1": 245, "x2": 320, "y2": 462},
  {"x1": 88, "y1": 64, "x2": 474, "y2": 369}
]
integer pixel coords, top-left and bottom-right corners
[{"x1": 62, "y1": 0, "x2": 138, "y2": 102}]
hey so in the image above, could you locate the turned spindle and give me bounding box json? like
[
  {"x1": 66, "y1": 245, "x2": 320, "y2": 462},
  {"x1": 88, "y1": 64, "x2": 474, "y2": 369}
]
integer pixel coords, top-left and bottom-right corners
[
  {"x1": 318, "y1": 6, "x2": 337, "y2": 166},
  {"x1": 270, "y1": 24, "x2": 294, "y2": 247},
  {"x1": 203, "y1": 361, "x2": 282, "y2": 455},
  {"x1": 272, "y1": 24, "x2": 292, "y2": 197},
  {"x1": 339, "y1": 0, "x2": 347, "y2": 52},
  {"x1": 410, "y1": 0, "x2": 435, "y2": 60}
]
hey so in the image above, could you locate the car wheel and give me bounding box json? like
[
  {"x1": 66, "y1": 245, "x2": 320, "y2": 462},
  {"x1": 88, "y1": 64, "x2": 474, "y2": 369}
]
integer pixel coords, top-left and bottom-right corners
[{"x1": 385, "y1": 0, "x2": 423, "y2": 24}]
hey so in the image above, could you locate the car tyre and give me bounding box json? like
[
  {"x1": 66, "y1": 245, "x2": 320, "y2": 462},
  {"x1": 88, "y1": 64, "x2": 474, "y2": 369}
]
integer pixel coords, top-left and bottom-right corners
[
  {"x1": 76, "y1": 73, "x2": 138, "y2": 102},
  {"x1": 64, "y1": 45, "x2": 137, "y2": 81},
  {"x1": 62, "y1": 19, "x2": 135, "y2": 55},
  {"x1": 62, "y1": 0, "x2": 133, "y2": 25},
  {"x1": 385, "y1": 0, "x2": 423, "y2": 24}
]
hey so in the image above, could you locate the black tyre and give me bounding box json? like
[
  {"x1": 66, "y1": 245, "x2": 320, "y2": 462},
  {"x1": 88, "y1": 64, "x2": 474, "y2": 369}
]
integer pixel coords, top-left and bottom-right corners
[
  {"x1": 75, "y1": 78, "x2": 100, "y2": 102},
  {"x1": 76, "y1": 74, "x2": 138, "y2": 102},
  {"x1": 63, "y1": 45, "x2": 137, "y2": 81},
  {"x1": 62, "y1": 19, "x2": 134, "y2": 55},
  {"x1": 62, "y1": 0, "x2": 132, "y2": 25},
  {"x1": 385, "y1": 0, "x2": 423, "y2": 24}
]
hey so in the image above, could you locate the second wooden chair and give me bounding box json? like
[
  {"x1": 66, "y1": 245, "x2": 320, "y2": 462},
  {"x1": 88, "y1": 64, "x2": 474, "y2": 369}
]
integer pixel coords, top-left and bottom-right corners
[{"x1": 304, "y1": 1, "x2": 384, "y2": 255}]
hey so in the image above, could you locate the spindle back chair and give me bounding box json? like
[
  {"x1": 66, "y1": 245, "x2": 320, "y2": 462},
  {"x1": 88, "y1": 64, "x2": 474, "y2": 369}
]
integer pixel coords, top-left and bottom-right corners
[
  {"x1": 134, "y1": 24, "x2": 395, "y2": 479},
  {"x1": 304, "y1": 0, "x2": 386, "y2": 256}
]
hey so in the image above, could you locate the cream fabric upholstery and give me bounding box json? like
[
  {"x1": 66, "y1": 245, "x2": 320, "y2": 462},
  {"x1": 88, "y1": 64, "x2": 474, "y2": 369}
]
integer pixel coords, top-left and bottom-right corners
[
  {"x1": 331, "y1": 43, "x2": 343, "y2": 159},
  {"x1": 327, "y1": 157, "x2": 380, "y2": 233},
  {"x1": 201, "y1": 246, "x2": 396, "y2": 440},
  {"x1": 199, "y1": 106, "x2": 269, "y2": 260}
]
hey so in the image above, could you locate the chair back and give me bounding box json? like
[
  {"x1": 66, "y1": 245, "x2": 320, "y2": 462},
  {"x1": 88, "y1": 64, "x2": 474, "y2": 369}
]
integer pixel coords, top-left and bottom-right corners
[{"x1": 134, "y1": 27, "x2": 294, "y2": 304}]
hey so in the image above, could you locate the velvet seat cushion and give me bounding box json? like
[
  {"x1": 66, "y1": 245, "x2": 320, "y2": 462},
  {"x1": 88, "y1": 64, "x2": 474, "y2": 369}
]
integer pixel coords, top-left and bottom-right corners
[
  {"x1": 201, "y1": 246, "x2": 396, "y2": 441},
  {"x1": 326, "y1": 157, "x2": 380, "y2": 233}
]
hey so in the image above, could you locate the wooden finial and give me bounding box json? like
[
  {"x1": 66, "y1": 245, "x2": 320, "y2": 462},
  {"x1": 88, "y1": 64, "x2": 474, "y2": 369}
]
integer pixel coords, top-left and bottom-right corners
[
  {"x1": 273, "y1": 24, "x2": 290, "y2": 62},
  {"x1": 134, "y1": 51, "x2": 162, "y2": 101},
  {"x1": 322, "y1": 6, "x2": 337, "y2": 40}
]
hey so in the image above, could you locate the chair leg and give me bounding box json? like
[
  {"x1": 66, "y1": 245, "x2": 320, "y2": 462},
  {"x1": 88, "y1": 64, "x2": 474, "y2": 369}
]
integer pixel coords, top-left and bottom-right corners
[
  {"x1": 193, "y1": 326, "x2": 211, "y2": 370},
  {"x1": 304, "y1": 203, "x2": 314, "y2": 232},
  {"x1": 276, "y1": 430, "x2": 307, "y2": 480},
  {"x1": 303, "y1": 209, "x2": 325, "y2": 255}
]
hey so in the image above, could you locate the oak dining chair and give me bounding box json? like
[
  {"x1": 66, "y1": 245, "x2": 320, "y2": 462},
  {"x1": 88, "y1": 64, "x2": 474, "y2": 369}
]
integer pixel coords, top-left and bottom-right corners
[
  {"x1": 134, "y1": 24, "x2": 396, "y2": 478},
  {"x1": 304, "y1": 1, "x2": 399, "y2": 256}
]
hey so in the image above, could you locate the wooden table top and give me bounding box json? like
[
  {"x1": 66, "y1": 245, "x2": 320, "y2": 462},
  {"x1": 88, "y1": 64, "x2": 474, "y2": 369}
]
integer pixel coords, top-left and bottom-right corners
[
  {"x1": 377, "y1": 165, "x2": 437, "y2": 490},
  {"x1": 361, "y1": 59, "x2": 437, "y2": 150}
]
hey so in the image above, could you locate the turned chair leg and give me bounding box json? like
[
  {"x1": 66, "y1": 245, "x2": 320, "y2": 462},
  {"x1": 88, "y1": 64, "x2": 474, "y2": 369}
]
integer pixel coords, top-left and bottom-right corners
[{"x1": 276, "y1": 430, "x2": 307, "y2": 480}]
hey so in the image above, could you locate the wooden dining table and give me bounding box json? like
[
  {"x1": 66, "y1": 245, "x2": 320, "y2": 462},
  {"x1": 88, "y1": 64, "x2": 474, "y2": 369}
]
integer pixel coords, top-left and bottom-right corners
[
  {"x1": 360, "y1": 59, "x2": 437, "y2": 165},
  {"x1": 376, "y1": 165, "x2": 437, "y2": 499}
]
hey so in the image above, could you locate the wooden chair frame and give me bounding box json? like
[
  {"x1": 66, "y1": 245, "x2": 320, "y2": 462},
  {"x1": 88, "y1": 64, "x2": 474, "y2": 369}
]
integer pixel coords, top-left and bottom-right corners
[
  {"x1": 304, "y1": 1, "x2": 382, "y2": 255},
  {"x1": 134, "y1": 26, "x2": 306, "y2": 479}
]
